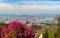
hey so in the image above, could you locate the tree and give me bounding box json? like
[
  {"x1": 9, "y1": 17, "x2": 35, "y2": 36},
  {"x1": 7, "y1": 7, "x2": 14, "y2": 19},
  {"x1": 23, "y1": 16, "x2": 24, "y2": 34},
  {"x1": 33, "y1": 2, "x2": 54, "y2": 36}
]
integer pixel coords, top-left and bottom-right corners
[
  {"x1": 43, "y1": 29, "x2": 49, "y2": 38},
  {"x1": 56, "y1": 15, "x2": 60, "y2": 38}
]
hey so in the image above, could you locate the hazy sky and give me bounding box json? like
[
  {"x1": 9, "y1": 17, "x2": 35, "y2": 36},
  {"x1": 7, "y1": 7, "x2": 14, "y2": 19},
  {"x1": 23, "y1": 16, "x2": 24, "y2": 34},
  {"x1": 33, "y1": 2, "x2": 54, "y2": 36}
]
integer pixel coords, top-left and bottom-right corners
[{"x1": 0, "y1": 0, "x2": 59, "y2": 15}]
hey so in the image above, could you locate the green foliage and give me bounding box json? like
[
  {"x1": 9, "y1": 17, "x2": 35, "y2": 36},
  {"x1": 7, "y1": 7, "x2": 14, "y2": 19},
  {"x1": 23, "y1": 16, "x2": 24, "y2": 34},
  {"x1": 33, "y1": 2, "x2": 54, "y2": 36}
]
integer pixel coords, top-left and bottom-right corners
[
  {"x1": 43, "y1": 29, "x2": 49, "y2": 38},
  {"x1": 54, "y1": 33, "x2": 57, "y2": 38},
  {"x1": 56, "y1": 15, "x2": 60, "y2": 38},
  {"x1": 0, "y1": 23, "x2": 9, "y2": 27},
  {"x1": 26, "y1": 21, "x2": 29, "y2": 24},
  {"x1": 48, "y1": 29, "x2": 53, "y2": 38},
  {"x1": 12, "y1": 34, "x2": 16, "y2": 38},
  {"x1": 32, "y1": 25, "x2": 42, "y2": 30}
]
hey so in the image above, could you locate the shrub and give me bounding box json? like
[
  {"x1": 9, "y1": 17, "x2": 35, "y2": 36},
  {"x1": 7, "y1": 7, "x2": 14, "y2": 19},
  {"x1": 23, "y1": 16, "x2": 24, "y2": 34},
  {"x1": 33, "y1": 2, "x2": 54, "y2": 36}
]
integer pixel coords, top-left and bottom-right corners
[{"x1": 0, "y1": 21, "x2": 35, "y2": 38}]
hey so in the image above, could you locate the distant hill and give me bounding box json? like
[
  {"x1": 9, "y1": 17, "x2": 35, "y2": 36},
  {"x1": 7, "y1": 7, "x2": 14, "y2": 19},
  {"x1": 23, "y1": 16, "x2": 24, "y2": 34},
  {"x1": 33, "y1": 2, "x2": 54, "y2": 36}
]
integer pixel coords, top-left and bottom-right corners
[{"x1": 0, "y1": 13, "x2": 58, "y2": 18}]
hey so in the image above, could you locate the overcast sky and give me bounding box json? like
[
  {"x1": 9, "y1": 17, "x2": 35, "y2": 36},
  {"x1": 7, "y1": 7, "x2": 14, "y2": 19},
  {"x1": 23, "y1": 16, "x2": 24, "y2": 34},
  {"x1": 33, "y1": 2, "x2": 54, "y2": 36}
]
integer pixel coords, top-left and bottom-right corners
[{"x1": 0, "y1": 0, "x2": 59, "y2": 15}]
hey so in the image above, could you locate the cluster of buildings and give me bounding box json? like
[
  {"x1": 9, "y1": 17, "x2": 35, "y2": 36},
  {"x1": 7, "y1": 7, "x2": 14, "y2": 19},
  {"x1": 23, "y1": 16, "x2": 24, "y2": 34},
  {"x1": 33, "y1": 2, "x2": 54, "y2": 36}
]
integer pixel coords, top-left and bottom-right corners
[{"x1": 0, "y1": 15, "x2": 58, "y2": 24}]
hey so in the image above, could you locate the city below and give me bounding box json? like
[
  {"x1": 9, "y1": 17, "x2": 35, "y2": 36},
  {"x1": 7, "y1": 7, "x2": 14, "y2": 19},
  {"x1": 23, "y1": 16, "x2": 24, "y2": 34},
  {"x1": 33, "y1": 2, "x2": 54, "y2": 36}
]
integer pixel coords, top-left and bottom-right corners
[{"x1": 0, "y1": 14, "x2": 58, "y2": 24}]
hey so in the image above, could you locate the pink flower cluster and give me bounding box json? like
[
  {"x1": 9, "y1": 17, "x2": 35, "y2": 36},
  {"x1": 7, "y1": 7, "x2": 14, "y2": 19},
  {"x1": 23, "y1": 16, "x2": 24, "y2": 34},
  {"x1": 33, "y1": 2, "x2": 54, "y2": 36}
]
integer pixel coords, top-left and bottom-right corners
[{"x1": 0, "y1": 21, "x2": 35, "y2": 38}]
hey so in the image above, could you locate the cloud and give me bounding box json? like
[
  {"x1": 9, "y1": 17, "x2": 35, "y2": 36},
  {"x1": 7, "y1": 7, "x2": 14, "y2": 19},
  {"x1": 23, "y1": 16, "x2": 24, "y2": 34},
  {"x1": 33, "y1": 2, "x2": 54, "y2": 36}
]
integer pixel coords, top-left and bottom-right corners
[
  {"x1": 0, "y1": 0, "x2": 60, "y2": 3},
  {"x1": 0, "y1": 2, "x2": 59, "y2": 15},
  {"x1": 0, "y1": 1, "x2": 59, "y2": 15},
  {"x1": 1, "y1": 0, "x2": 60, "y2": 1},
  {"x1": 14, "y1": 1, "x2": 60, "y2": 5},
  {"x1": 0, "y1": 0, "x2": 23, "y2": 1}
]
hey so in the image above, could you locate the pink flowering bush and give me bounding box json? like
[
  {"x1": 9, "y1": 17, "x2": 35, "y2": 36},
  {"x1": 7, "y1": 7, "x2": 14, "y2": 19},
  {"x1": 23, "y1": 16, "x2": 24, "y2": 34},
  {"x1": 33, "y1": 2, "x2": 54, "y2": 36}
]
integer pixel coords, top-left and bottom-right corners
[{"x1": 0, "y1": 21, "x2": 35, "y2": 38}]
